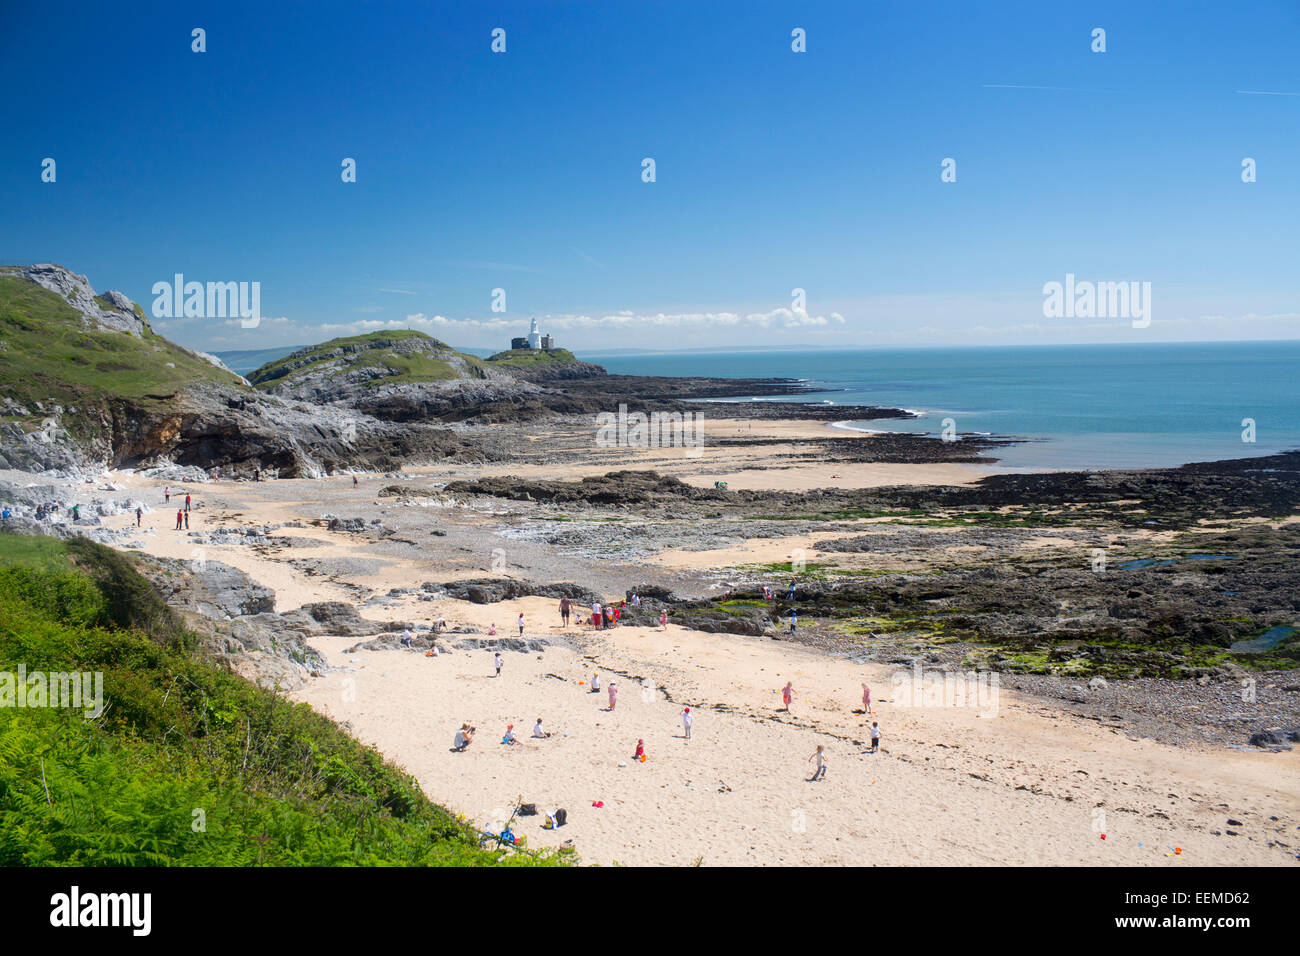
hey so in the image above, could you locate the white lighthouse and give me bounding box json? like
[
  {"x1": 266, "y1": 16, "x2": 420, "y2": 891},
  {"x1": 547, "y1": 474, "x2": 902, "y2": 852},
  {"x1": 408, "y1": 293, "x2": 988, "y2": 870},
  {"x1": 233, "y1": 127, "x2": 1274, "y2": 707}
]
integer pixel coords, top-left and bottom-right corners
[{"x1": 528, "y1": 317, "x2": 542, "y2": 349}]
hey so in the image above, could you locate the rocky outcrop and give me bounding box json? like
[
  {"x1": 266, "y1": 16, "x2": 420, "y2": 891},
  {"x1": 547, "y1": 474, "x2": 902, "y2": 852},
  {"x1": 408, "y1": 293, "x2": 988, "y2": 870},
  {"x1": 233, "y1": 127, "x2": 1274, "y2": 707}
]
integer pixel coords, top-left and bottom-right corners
[
  {"x1": 440, "y1": 577, "x2": 599, "y2": 605},
  {"x1": 447, "y1": 470, "x2": 727, "y2": 505},
  {"x1": 11, "y1": 264, "x2": 149, "y2": 337},
  {"x1": 135, "y1": 555, "x2": 414, "y2": 688}
]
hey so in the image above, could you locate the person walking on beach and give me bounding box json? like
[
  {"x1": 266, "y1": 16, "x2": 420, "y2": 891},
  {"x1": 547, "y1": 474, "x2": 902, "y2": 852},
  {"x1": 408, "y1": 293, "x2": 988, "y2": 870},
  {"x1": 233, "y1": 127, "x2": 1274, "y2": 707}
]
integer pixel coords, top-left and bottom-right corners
[
  {"x1": 787, "y1": 578, "x2": 796, "y2": 600},
  {"x1": 164, "y1": 486, "x2": 170, "y2": 503},
  {"x1": 681, "y1": 706, "x2": 693, "y2": 739},
  {"x1": 862, "y1": 684, "x2": 872, "y2": 714},
  {"x1": 607, "y1": 682, "x2": 618, "y2": 711},
  {"x1": 135, "y1": 506, "x2": 142, "y2": 527},
  {"x1": 808, "y1": 744, "x2": 828, "y2": 782},
  {"x1": 353, "y1": 475, "x2": 359, "y2": 487},
  {"x1": 659, "y1": 611, "x2": 668, "y2": 630},
  {"x1": 789, "y1": 608, "x2": 797, "y2": 635},
  {"x1": 184, "y1": 493, "x2": 191, "y2": 513},
  {"x1": 517, "y1": 612, "x2": 524, "y2": 636},
  {"x1": 559, "y1": 596, "x2": 570, "y2": 627},
  {"x1": 183, "y1": 510, "x2": 189, "y2": 529},
  {"x1": 869, "y1": 722, "x2": 881, "y2": 753},
  {"x1": 175, "y1": 509, "x2": 183, "y2": 530},
  {"x1": 494, "y1": 651, "x2": 503, "y2": 677},
  {"x1": 781, "y1": 681, "x2": 795, "y2": 712}
]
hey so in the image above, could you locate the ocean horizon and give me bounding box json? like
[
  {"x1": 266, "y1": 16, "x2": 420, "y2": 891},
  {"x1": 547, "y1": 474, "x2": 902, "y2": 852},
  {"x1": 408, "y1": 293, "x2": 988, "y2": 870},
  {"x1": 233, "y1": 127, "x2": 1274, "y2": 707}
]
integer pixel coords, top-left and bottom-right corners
[{"x1": 582, "y1": 340, "x2": 1300, "y2": 471}]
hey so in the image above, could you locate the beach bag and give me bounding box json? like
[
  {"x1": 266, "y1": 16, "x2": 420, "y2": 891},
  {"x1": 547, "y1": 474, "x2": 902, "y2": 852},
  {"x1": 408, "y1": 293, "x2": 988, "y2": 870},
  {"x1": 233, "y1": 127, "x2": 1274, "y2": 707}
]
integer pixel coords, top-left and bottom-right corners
[
  {"x1": 555, "y1": 808, "x2": 567, "y2": 827},
  {"x1": 518, "y1": 803, "x2": 537, "y2": 816}
]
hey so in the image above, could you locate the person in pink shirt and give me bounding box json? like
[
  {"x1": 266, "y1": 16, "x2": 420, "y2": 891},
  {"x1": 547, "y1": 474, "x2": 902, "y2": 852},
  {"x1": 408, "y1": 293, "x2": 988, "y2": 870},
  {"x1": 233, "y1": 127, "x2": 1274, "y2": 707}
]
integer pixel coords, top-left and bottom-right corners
[{"x1": 607, "y1": 682, "x2": 618, "y2": 711}]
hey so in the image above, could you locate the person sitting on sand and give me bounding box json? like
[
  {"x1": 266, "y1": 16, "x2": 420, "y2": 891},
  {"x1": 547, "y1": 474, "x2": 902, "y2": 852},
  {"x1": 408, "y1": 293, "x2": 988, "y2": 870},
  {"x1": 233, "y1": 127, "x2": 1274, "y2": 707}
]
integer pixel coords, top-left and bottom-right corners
[
  {"x1": 503, "y1": 724, "x2": 518, "y2": 745},
  {"x1": 634, "y1": 739, "x2": 645, "y2": 760},
  {"x1": 591, "y1": 672, "x2": 600, "y2": 694},
  {"x1": 488, "y1": 623, "x2": 497, "y2": 636},
  {"x1": 401, "y1": 627, "x2": 413, "y2": 648},
  {"x1": 453, "y1": 724, "x2": 474, "y2": 752},
  {"x1": 532, "y1": 718, "x2": 551, "y2": 739},
  {"x1": 808, "y1": 744, "x2": 828, "y2": 781}
]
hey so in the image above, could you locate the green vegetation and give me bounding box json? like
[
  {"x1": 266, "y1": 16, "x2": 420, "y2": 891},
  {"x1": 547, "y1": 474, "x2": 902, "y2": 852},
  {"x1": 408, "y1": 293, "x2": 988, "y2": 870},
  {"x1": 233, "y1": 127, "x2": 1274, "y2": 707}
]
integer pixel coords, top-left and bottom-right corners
[
  {"x1": 484, "y1": 347, "x2": 579, "y2": 367},
  {"x1": 0, "y1": 533, "x2": 569, "y2": 866},
  {"x1": 248, "y1": 330, "x2": 487, "y2": 390},
  {"x1": 0, "y1": 273, "x2": 245, "y2": 440}
]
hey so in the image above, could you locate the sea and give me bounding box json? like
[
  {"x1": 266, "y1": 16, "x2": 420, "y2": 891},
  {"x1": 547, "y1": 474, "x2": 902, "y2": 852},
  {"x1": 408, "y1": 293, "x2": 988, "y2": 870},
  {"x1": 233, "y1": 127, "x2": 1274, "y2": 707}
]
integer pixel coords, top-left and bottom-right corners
[{"x1": 579, "y1": 341, "x2": 1300, "y2": 471}]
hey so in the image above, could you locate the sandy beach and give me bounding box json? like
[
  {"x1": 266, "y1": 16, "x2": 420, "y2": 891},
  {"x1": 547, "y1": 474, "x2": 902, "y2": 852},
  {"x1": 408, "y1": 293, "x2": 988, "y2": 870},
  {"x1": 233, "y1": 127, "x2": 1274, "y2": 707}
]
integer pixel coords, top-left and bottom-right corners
[{"x1": 59, "y1": 420, "x2": 1300, "y2": 867}]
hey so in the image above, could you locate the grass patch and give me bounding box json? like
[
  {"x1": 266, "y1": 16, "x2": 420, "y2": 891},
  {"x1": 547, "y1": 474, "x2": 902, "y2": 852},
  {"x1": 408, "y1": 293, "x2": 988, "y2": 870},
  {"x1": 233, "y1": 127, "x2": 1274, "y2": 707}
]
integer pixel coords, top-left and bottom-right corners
[{"x1": 0, "y1": 532, "x2": 568, "y2": 866}]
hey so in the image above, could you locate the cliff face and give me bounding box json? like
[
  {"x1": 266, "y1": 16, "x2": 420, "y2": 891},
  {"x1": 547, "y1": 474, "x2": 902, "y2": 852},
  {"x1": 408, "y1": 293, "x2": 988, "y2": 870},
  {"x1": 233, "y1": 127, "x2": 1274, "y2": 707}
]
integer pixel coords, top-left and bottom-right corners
[{"x1": 0, "y1": 266, "x2": 491, "y2": 476}]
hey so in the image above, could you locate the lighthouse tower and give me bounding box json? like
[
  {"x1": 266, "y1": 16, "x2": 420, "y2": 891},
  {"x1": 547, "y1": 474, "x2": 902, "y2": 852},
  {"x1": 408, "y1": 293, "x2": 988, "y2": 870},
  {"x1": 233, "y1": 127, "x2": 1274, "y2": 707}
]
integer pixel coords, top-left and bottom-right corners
[{"x1": 528, "y1": 317, "x2": 542, "y2": 349}]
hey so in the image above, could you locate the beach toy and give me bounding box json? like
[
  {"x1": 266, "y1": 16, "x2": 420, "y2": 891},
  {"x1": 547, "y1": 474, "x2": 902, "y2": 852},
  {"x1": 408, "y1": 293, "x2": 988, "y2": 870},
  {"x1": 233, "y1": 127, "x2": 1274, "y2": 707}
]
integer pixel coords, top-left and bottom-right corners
[
  {"x1": 1100, "y1": 834, "x2": 1106, "y2": 840},
  {"x1": 425, "y1": 650, "x2": 433, "y2": 657},
  {"x1": 592, "y1": 801, "x2": 604, "y2": 808},
  {"x1": 618, "y1": 761, "x2": 627, "y2": 768},
  {"x1": 579, "y1": 681, "x2": 584, "y2": 685},
  {"x1": 639, "y1": 753, "x2": 647, "y2": 762},
  {"x1": 1175, "y1": 847, "x2": 1182, "y2": 855}
]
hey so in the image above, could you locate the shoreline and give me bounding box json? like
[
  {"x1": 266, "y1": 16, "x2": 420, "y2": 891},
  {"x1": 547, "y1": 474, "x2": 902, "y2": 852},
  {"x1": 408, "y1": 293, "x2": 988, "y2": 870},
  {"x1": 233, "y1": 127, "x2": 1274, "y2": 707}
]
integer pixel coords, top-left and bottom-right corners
[{"x1": 2, "y1": 412, "x2": 1298, "y2": 866}]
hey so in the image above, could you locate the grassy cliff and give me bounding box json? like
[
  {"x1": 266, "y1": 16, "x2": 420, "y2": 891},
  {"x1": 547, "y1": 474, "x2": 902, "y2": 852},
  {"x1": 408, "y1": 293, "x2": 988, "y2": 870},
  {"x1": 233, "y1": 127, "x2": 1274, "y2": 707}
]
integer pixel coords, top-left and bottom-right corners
[
  {"x1": 0, "y1": 268, "x2": 245, "y2": 442},
  {"x1": 0, "y1": 533, "x2": 567, "y2": 866},
  {"x1": 248, "y1": 330, "x2": 488, "y2": 391}
]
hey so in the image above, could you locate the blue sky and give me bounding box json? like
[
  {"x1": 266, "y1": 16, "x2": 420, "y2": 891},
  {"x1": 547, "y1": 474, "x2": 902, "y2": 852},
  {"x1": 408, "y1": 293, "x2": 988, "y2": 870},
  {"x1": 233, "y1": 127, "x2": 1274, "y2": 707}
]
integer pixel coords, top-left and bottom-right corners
[{"x1": 2, "y1": 0, "x2": 1297, "y2": 353}]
